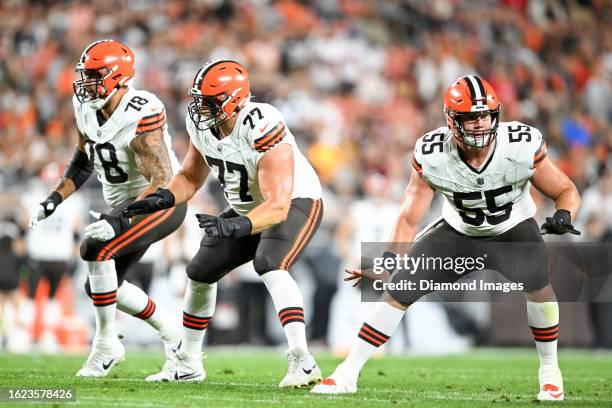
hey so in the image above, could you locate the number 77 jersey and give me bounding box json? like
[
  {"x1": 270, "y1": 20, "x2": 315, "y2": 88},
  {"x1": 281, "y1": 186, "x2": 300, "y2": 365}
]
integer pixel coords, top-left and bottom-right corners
[
  {"x1": 186, "y1": 101, "x2": 322, "y2": 215},
  {"x1": 412, "y1": 121, "x2": 547, "y2": 236}
]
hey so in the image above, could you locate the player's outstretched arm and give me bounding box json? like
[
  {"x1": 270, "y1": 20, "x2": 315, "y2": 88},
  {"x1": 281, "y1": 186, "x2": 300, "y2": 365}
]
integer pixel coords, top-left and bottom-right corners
[
  {"x1": 29, "y1": 130, "x2": 92, "y2": 228},
  {"x1": 531, "y1": 156, "x2": 581, "y2": 235},
  {"x1": 123, "y1": 141, "x2": 209, "y2": 217},
  {"x1": 388, "y1": 168, "x2": 436, "y2": 247},
  {"x1": 169, "y1": 141, "x2": 210, "y2": 204}
]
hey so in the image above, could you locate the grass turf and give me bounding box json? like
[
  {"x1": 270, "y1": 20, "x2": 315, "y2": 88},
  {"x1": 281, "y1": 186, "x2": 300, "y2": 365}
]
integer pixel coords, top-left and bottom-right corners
[{"x1": 0, "y1": 349, "x2": 610, "y2": 407}]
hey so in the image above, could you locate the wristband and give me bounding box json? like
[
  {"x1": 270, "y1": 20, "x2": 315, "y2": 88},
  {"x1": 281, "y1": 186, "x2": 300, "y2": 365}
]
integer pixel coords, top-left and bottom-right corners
[
  {"x1": 553, "y1": 209, "x2": 572, "y2": 225},
  {"x1": 232, "y1": 216, "x2": 253, "y2": 238}
]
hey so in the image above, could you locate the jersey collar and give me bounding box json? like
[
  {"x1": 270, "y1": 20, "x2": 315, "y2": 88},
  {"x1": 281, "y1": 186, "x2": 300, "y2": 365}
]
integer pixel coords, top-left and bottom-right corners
[{"x1": 455, "y1": 139, "x2": 497, "y2": 175}]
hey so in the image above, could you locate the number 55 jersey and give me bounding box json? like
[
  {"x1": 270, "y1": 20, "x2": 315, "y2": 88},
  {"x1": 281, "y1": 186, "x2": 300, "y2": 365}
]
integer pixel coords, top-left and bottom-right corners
[
  {"x1": 186, "y1": 101, "x2": 322, "y2": 215},
  {"x1": 412, "y1": 121, "x2": 547, "y2": 237},
  {"x1": 72, "y1": 88, "x2": 181, "y2": 208}
]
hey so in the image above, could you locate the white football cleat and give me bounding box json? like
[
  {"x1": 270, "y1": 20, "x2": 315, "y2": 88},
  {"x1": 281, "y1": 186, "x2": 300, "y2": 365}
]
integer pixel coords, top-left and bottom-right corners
[
  {"x1": 146, "y1": 349, "x2": 205, "y2": 382},
  {"x1": 160, "y1": 339, "x2": 181, "y2": 373},
  {"x1": 537, "y1": 366, "x2": 564, "y2": 401},
  {"x1": 279, "y1": 347, "x2": 322, "y2": 388},
  {"x1": 311, "y1": 363, "x2": 358, "y2": 394},
  {"x1": 76, "y1": 338, "x2": 125, "y2": 377}
]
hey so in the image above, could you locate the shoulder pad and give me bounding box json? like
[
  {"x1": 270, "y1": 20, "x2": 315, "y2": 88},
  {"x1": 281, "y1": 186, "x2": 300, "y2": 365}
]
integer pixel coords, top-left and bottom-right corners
[
  {"x1": 413, "y1": 127, "x2": 451, "y2": 173},
  {"x1": 243, "y1": 103, "x2": 287, "y2": 153},
  {"x1": 121, "y1": 89, "x2": 166, "y2": 134},
  {"x1": 501, "y1": 121, "x2": 546, "y2": 168}
]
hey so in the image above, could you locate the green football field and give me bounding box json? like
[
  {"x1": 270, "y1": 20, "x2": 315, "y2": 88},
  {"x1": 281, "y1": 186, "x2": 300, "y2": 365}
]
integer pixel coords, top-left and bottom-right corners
[{"x1": 0, "y1": 349, "x2": 611, "y2": 407}]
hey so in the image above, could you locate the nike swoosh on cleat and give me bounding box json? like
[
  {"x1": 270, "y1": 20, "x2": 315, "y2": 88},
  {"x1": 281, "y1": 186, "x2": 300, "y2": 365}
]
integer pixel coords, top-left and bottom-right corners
[
  {"x1": 102, "y1": 359, "x2": 114, "y2": 370},
  {"x1": 550, "y1": 392, "x2": 564, "y2": 399},
  {"x1": 303, "y1": 364, "x2": 317, "y2": 375},
  {"x1": 174, "y1": 371, "x2": 199, "y2": 380}
]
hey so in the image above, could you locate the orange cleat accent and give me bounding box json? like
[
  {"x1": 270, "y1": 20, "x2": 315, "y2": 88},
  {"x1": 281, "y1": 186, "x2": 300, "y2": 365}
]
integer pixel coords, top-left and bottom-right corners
[{"x1": 320, "y1": 378, "x2": 337, "y2": 386}]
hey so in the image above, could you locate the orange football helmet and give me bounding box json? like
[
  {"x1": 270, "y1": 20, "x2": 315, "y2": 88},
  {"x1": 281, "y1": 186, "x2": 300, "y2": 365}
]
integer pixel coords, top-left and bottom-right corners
[
  {"x1": 444, "y1": 75, "x2": 501, "y2": 148},
  {"x1": 188, "y1": 60, "x2": 251, "y2": 130},
  {"x1": 73, "y1": 39, "x2": 135, "y2": 109}
]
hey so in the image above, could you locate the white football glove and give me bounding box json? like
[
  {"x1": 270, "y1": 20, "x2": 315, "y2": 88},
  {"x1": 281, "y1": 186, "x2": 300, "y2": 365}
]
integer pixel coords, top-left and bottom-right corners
[
  {"x1": 28, "y1": 204, "x2": 48, "y2": 229},
  {"x1": 84, "y1": 211, "x2": 130, "y2": 242}
]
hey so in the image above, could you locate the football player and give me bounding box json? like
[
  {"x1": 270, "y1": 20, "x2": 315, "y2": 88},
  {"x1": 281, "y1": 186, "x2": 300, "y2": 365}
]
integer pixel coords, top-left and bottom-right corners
[
  {"x1": 123, "y1": 60, "x2": 323, "y2": 387},
  {"x1": 312, "y1": 75, "x2": 580, "y2": 401},
  {"x1": 28, "y1": 40, "x2": 187, "y2": 376}
]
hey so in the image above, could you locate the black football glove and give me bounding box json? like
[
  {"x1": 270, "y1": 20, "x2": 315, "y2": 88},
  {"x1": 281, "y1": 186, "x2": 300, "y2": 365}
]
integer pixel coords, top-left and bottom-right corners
[
  {"x1": 541, "y1": 209, "x2": 581, "y2": 235},
  {"x1": 122, "y1": 188, "x2": 175, "y2": 218},
  {"x1": 195, "y1": 213, "x2": 252, "y2": 238}
]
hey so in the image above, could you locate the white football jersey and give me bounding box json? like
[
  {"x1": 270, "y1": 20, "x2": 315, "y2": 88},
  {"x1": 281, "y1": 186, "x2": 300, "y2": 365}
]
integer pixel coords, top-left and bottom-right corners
[
  {"x1": 72, "y1": 87, "x2": 180, "y2": 208},
  {"x1": 412, "y1": 121, "x2": 547, "y2": 236},
  {"x1": 186, "y1": 101, "x2": 322, "y2": 215}
]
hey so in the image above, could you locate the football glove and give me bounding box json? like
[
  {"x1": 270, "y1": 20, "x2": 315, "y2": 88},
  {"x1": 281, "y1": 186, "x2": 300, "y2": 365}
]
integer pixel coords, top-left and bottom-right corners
[
  {"x1": 28, "y1": 191, "x2": 62, "y2": 229},
  {"x1": 85, "y1": 211, "x2": 131, "y2": 242},
  {"x1": 541, "y1": 209, "x2": 581, "y2": 235},
  {"x1": 195, "y1": 213, "x2": 252, "y2": 238},
  {"x1": 122, "y1": 188, "x2": 175, "y2": 218}
]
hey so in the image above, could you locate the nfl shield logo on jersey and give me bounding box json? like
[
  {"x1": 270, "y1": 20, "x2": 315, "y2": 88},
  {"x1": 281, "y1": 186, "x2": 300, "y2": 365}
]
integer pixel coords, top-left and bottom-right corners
[
  {"x1": 217, "y1": 144, "x2": 223, "y2": 152},
  {"x1": 477, "y1": 177, "x2": 485, "y2": 186}
]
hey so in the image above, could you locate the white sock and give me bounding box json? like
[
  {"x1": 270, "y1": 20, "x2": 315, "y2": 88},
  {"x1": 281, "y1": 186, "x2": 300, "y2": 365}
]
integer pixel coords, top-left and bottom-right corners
[
  {"x1": 342, "y1": 301, "x2": 406, "y2": 376},
  {"x1": 260, "y1": 270, "x2": 307, "y2": 351},
  {"x1": 88, "y1": 260, "x2": 118, "y2": 341},
  {"x1": 527, "y1": 300, "x2": 559, "y2": 368},
  {"x1": 116, "y1": 280, "x2": 179, "y2": 344},
  {"x1": 182, "y1": 278, "x2": 216, "y2": 358}
]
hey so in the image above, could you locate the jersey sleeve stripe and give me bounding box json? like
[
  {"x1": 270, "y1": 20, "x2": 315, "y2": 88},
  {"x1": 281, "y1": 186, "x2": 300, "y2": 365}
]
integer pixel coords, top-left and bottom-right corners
[
  {"x1": 136, "y1": 113, "x2": 167, "y2": 133},
  {"x1": 533, "y1": 141, "x2": 547, "y2": 168},
  {"x1": 255, "y1": 123, "x2": 286, "y2": 152},
  {"x1": 534, "y1": 139, "x2": 546, "y2": 158},
  {"x1": 254, "y1": 122, "x2": 284, "y2": 145},
  {"x1": 139, "y1": 111, "x2": 165, "y2": 124},
  {"x1": 412, "y1": 157, "x2": 423, "y2": 172}
]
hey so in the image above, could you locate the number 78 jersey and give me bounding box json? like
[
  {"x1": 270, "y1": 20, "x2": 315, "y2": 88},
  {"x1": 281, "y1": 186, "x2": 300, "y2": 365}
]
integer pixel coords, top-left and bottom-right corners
[
  {"x1": 72, "y1": 88, "x2": 180, "y2": 208},
  {"x1": 412, "y1": 121, "x2": 547, "y2": 236},
  {"x1": 186, "y1": 101, "x2": 322, "y2": 215}
]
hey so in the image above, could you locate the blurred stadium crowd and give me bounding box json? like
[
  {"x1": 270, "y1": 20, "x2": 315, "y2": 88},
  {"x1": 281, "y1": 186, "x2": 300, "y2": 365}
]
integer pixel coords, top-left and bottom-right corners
[{"x1": 0, "y1": 0, "x2": 610, "y2": 354}]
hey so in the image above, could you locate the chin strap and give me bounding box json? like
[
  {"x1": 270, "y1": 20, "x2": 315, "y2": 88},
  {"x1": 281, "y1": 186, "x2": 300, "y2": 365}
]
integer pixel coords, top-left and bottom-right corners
[{"x1": 90, "y1": 77, "x2": 133, "y2": 110}]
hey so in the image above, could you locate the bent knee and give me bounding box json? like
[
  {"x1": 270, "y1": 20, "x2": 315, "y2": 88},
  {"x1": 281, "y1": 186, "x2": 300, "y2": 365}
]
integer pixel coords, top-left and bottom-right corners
[
  {"x1": 80, "y1": 238, "x2": 106, "y2": 261},
  {"x1": 253, "y1": 254, "x2": 280, "y2": 275},
  {"x1": 186, "y1": 262, "x2": 221, "y2": 284}
]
